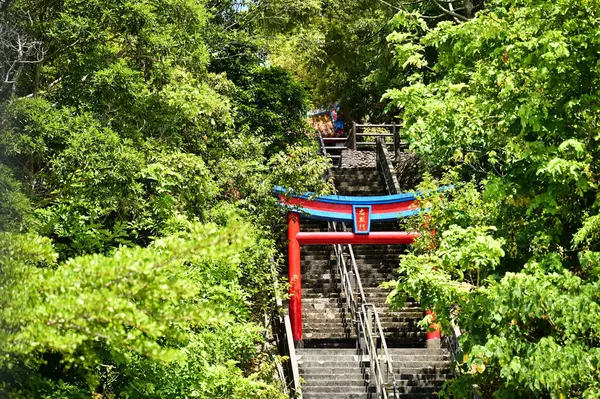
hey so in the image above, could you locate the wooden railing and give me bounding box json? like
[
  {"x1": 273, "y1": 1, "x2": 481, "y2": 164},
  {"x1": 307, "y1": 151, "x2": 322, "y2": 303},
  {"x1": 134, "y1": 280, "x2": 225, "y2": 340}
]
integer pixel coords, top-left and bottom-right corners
[
  {"x1": 316, "y1": 131, "x2": 346, "y2": 168},
  {"x1": 349, "y1": 122, "x2": 405, "y2": 160}
]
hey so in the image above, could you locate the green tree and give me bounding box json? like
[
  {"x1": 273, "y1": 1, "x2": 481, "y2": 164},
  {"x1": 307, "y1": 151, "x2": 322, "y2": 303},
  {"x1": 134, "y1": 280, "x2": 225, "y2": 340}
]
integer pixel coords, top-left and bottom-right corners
[
  {"x1": 383, "y1": 0, "x2": 600, "y2": 396},
  {"x1": 0, "y1": 0, "x2": 330, "y2": 397},
  {"x1": 0, "y1": 221, "x2": 286, "y2": 398}
]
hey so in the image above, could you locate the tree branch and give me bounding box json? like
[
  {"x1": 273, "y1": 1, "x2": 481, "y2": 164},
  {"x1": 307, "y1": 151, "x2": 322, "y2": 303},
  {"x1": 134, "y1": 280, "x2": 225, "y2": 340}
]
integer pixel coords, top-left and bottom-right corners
[{"x1": 431, "y1": 0, "x2": 469, "y2": 21}]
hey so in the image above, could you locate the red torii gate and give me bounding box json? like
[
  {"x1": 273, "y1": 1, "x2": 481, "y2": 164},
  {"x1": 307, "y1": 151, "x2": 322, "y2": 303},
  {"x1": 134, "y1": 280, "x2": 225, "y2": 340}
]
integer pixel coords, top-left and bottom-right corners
[{"x1": 276, "y1": 186, "x2": 441, "y2": 345}]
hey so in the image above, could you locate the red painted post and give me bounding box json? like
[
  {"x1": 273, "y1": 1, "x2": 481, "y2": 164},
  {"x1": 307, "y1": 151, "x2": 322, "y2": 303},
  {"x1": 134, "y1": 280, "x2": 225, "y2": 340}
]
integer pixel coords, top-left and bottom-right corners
[
  {"x1": 288, "y1": 212, "x2": 302, "y2": 342},
  {"x1": 426, "y1": 309, "x2": 441, "y2": 344},
  {"x1": 426, "y1": 251, "x2": 441, "y2": 347}
]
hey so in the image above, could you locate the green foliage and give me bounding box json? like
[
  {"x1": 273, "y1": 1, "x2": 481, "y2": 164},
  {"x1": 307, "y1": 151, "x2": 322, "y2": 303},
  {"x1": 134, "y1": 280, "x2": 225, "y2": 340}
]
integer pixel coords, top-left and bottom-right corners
[
  {"x1": 262, "y1": 0, "x2": 402, "y2": 120},
  {"x1": 1, "y1": 97, "x2": 222, "y2": 258},
  {"x1": 382, "y1": 1, "x2": 600, "y2": 395},
  {"x1": 235, "y1": 66, "x2": 311, "y2": 157},
  {"x1": 0, "y1": 163, "x2": 33, "y2": 232},
  {"x1": 0, "y1": 221, "x2": 286, "y2": 399},
  {"x1": 268, "y1": 143, "x2": 334, "y2": 197},
  {"x1": 390, "y1": 174, "x2": 600, "y2": 398},
  {"x1": 261, "y1": 0, "x2": 478, "y2": 121},
  {"x1": 0, "y1": 0, "x2": 323, "y2": 396}
]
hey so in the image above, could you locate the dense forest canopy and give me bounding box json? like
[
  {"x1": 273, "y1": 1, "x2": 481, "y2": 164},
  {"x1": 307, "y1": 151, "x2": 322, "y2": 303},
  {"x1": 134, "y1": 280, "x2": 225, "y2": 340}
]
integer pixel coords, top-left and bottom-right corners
[
  {"x1": 0, "y1": 0, "x2": 331, "y2": 397},
  {"x1": 1, "y1": 0, "x2": 600, "y2": 398}
]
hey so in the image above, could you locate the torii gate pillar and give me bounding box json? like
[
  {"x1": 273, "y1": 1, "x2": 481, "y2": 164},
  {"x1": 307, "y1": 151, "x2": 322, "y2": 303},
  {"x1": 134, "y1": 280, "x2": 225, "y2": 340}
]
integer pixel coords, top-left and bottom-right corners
[{"x1": 287, "y1": 212, "x2": 302, "y2": 341}]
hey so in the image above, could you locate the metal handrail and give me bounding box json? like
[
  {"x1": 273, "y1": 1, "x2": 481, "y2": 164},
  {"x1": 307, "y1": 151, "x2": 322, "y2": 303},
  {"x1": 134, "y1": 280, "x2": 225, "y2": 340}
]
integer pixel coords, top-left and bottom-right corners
[
  {"x1": 316, "y1": 131, "x2": 335, "y2": 179},
  {"x1": 270, "y1": 261, "x2": 302, "y2": 398},
  {"x1": 357, "y1": 303, "x2": 399, "y2": 399},
  {"x1": 443, "y1": 318, "x2": 462, "y2": 365},
  {"x1": 328, "y1": 221, "x2": 399, "y2": 399},
  {"x1": 368, "y1": 303, "x2": 400, "y2": 398},
  {"x1": 337, "y1": 222, "x2": 366, "y2": 303}
]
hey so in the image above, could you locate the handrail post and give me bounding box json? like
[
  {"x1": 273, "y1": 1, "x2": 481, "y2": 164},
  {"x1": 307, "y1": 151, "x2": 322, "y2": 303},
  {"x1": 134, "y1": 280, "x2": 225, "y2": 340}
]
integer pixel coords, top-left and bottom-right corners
[
  {"x1": 352, "y1": 121, "x2": 357, "y2": 150},
  {"x1": 392, "y1": 123, "x2": 399, "y2": 162}
]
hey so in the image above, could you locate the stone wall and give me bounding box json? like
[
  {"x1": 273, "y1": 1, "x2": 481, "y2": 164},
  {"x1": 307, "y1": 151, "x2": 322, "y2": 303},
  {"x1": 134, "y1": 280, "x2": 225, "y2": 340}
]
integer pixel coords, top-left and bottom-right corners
[
  {"x1": 375, "y1": 137, "x2": 401, "y2": 194},
  {"x1": 395, "y1": 152, "x2": 422, "y2": 190}
]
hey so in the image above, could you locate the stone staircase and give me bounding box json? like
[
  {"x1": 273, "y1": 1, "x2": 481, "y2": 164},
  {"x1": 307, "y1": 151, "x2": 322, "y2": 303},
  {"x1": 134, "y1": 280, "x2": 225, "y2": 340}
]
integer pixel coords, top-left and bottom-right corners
[
  {"x1": 301, "y1": 220, "x2": 355, "y2": 344},
  {"x1": 297, "y1": 348, "x2": 369, "y2": 399},
  {"x1": 296, "y1": 164, "x2": 451, "y2": 398},
  {"x1": 387, "y1": 349, "x2": 452, "y2": 398},
  {"x1": 299, "y1": 220, "x2": 367, "y2": 397},
  {"x1": 352, "y1": 242, "x2": 427, "y2": 348},
  {"x1": 332, "y1": 167, "x2": 387, "y2": 196}
]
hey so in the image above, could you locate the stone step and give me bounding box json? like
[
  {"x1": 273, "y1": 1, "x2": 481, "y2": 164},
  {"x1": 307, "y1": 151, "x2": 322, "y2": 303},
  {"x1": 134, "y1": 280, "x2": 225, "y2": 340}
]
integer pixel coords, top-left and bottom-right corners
[
  {"x1": 303, "y1": 393, "x2": 368, "y2": 399},
  {"x1": 394, "y1": 367, "x2": 451, "y2": 375},
  {"x1": 300, "y1": 273, "x2": 394, "y2": 279},
  {"x1": 301, "y1": 283, "x2": 341, "y2": 290},
  {"x1": 335, "y1": 185, "x2": 384, "y2": 191},
  {"x1": 301, "y1": 377, "x2": 366, "y2": 385},
  {"x1": 301, "y1": 246, "x2": 330, "y2": 252},
  {"x1": 303, "y1": 327, "x2": 354, "y2": 335},
  {"x1": 302, "y1": 308, "x2": 346, "y2": 314},
  {"x1": 391, "y1": 387, "x2": 443, "y2": 395},
  {"x1": 333, "y1": 169, "x2": 380, "y2": 174},
  {"x1": 370, "y1": 318, "x2": 423, "y2": 325},
  {"x1": 303, "y1": 332, "x2": 356, "y2": 339},
  {"x1": 301, "y1": 249, "x2": 330, "y2": 254},
  {"x1": 301, "y1": 261, "x2": 333, "y2": 267},
  {"x1": 297, "y1": 365, "x2": 364, "y2": 375},
  {"x1": 388, "y1": 348, "x2": 449, "y2": 355},
  {"x1": 302, "y1": 318, "x2": 349, "y2": 325},
  {"x1": 300, "y1": 338, "x2": 358, "y2": 348},
  {"x1": 395, "y1": 373, "x2": 453, "y2": 381},
  {"x1": 361, "y1": 287, "x2": 395, "y2": 292},
  {"x1": 299, "y1": 367, "x2": 363, "y2": 375},
  {"x1": 333, "y1": 173, "x2": 381, "y2": 178},
  {"x1": 351, "y1": 249, "x2": 404, "y2": 254},
  {"x1": 299, "y1": 353, "x2": 449, "y2": 363},
  {"x1": 351, "y1": 246, "x2": 404, "y2": 251},
  {"x1": 303, "y1": 298, "x2": 342, "y2": 305},
  {"x1": 333, "y1": 174, "x2": 381, "y2": 179},
  {"x1": 333, "y1": 175, "x2": 381, "y2": 181},
  {"x1": 375, "y1": 378, "x2": 449, "y2": 389},
  {"x1": 387, "y1": 360, "x2": 452, "y2": 368},
  {"x1": 300, "y1": 274, "x2": 340, "y2": 279},
  {"x1": 303, "y1": 324, "x2": 352, "y2": 331},
  {"x1": 334, "y1": 177, "x2": 382, "y2": 182},
  {"x1": 299, "y1": 361, "x2": 363, "y2": 369},
  {"x1": 302, "y1": 386, "x2": 368, "y2": 394},
  {"x1": 303, "y1": 394, "x2": 368, "y2": 399},
  {"x1": 302, "y1": 316, "x2": 349, "y2": 322},
  {"x1": 382, "y1": 332, "x2": 427, "y2": 340},
  {"x1": 301, "y1": 256, "x2": 331, "y2": 262},
  {"x1": 304, "y1": 319, "x2": 419, "y2": 328}
]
